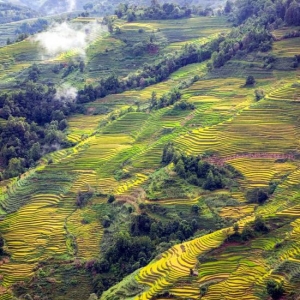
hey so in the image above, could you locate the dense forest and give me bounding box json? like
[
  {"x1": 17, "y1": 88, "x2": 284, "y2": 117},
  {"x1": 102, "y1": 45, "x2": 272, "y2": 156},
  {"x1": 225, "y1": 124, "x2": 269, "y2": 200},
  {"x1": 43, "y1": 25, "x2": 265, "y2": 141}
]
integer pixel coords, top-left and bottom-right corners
[{"x1": 0, "y1": 79, "x2": 75, "y2": 179}]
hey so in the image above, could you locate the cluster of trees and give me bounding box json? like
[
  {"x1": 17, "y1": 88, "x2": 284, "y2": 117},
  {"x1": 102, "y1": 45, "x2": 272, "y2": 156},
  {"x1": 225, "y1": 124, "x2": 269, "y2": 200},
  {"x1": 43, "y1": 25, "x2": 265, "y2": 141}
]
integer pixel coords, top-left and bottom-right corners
[
  {"x1": 130, "y1": 212, "x2": 198, "y2": 242},
  {"x1": 210, "y1": 0, "x2": 300, "y2": 69},
  {"x1": 0, "y1": 81, "x2": 75, "y2": 179},
  {"x1": 81, "y1": 1, "x2": 283, "y2": 106},
  {"x1": 89, "y1": 233, "x2": 155, "y2": 293},
  {"x1": 130, "y1": 38, "x2": 159, "y2": 56},
  {"x1": 210, "y1": 26, "x2": 273, "y2": 69},
  {"x1": 7, "y1": 33, "x2": 29, "y2": 45},
  {"x1": 246, "y1": 187, "x2": 269, "y2": 205},
  {"x1": 161, "y1": 143, "x2": 241, "y2": 191},
  {"x1": 266, "y1": 279, "x2": 285, "y2": 299},
  {"x1": 231, "y1": 0, "x2": 300, "y2": 27},
  {"x1": 0, "y1": 3, "x2": 39, "y2": 24},
  {"x1": 52, "y1": 61, "x2": 85, "y2": 76},
  {"x1": 149, "y1": 89, "x2": 181, "y2": 110},
  {"x1": 15, "y1": 19, "x2": 48, "y2": 35},
  {"x1": 76, "y1": 190, "x2": 94, "y2": 208},
  {"x1": 229, "y1": 215, "x2": 269, "y2": 242},
  {"x1": 174, "y1": 100, "x2": 195, "y2": 111},
  {"x1": 90, "y1": 210, "x2": 199, "y2": 294},
  {"x1": 282, "y1": 29, "x2": 300, "y2": 40},
  {"x1": 7, "y1": 18, "x2": 49, "y2": 45},
  {"x1": 115, "y1": 2, "x2": 194, "y2": 21}
]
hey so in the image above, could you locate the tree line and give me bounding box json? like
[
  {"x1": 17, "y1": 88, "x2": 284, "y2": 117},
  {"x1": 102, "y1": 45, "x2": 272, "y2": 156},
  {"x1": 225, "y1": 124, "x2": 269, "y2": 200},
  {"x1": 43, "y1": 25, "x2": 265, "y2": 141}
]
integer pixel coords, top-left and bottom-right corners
[
  {"x1": 0, "y1": 80, "x2": 75, "y2": 179},
  {"x1": 229, "y1": 0, "x2": 300, "y2": 27},
  {"x1": 115, "y1": 2, "x2": 197, "y2": 21}
]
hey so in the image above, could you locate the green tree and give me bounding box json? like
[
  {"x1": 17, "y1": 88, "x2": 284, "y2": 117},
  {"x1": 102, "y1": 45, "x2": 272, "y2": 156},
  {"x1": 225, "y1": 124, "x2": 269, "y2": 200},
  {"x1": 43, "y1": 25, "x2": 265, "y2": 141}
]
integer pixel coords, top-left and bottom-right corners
[
  {"x1": 107, "y1": 194, "x2": 116, "y2": 203},
  {"x1": 233, "y1": 223, "x2": 239, "y2": 234},
  {"x1": 150, "y1": 91, "x2": 158, "y2": 108},
  {"x1": 224, "y1": 0, "x2": 233, "y2": 13},
  {"x1": 197, "y1": 161, "x2": 210, "y2": 178},
  {"x1": 191, "y1": 204, "x2": 200, "y2": 214},
  {"x1": 246, "y1": 188, "x2": 269, "y2": 204},
  {"x1": 7, "y1": 157, "x2": 24, "y2": 177},
  {"x1": 175, "y1": 159, "x2": 186, "y2": 178},
  {"x1": 241, "y1": 224, "x2": 254, "y2": 241},
  {"x1": 107, "y1": 20, "x2": 113, "y2": 33},
  {"x1": 266, "y1": 279, "x2": 284, "y2": 299},
  {"x1": 79, "y1": 61, "x2": 85, "y2": 72},
  {"x1": 255, "y1": 89, "x2": 264, "y2": 101},
  {"x1": 253, "y1": 216, "x2": 269, "y2": 232},
  {"x1": 29, "y1": 142, "x2": 41, "y2": 161},
  {"x1": 0, "y1": 234, "x2": 4, "y2": 255},
  {"x1": 161, "y1": 143, "x2": 175, "y2": 165},
  {"x1": 245, "y1": 75, "x2": 255, "y2": 86},
  {"x1": 59, "y1": 119, "x2": 68, "y2": 130},
  {"x1": 127, "y1": 11, "x2": 136, "y2": 22},
  {"x1": 285, "y1": 1, "x2": 300, "y2": 25},
  {"x1": 203, "y1": 170, "x2": 216, "y2": 190}
]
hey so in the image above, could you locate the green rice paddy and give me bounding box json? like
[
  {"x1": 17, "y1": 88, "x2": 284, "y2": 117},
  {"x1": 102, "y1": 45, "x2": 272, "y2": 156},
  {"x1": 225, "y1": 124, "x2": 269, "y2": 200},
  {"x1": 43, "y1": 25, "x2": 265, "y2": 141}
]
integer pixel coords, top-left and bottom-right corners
[{"x1": 1, "y1": 15, "x2": 300, "y2": 300}]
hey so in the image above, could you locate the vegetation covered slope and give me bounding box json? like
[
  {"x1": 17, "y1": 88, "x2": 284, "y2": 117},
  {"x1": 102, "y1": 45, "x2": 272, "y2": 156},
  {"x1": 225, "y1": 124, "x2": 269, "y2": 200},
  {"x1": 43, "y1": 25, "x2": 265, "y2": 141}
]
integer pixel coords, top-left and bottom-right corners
[
  {"x1": 0, "y1": 0, "x2": 300, "y2": 299},
  {"x1": 0, "y1": 2, "x2": 40, "y2": 24}
]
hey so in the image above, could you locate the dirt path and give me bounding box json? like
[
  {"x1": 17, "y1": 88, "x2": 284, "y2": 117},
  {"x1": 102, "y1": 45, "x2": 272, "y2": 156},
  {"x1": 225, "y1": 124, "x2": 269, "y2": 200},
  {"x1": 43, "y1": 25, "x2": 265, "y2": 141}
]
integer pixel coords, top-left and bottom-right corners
[
  {"x1": 116, "y1": 188, "x2": 146, "y2": 214},
  {"x1": 204, "y1": 153, "x2": 295, "y2": 166}
]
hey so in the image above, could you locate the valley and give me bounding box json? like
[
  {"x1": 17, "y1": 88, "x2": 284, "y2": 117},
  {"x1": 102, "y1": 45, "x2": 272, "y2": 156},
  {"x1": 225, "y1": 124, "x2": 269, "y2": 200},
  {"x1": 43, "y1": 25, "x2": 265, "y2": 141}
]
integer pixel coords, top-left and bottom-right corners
[{"x1": 0, "y1": 1, "x2": 300, "y2": 299}]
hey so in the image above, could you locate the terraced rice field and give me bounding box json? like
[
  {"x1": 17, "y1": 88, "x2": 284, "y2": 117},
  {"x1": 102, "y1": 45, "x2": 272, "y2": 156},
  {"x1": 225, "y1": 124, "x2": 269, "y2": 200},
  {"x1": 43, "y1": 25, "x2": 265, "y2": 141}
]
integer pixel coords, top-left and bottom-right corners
[
  {"x1": 176, "y1": 99, "x2": 300, "y2": 156},
  {"x1": 102, "y1": 229, "x2": 229, "y2": 300},
  {"x1": 0, "y1": 39, "x2": 39, "y2": 86},
  {"x1": 272, "y1": 37, "x2": 300, "y2": 57},
  {"x1": 2, "y1": 16, "x2": 300, "y2": 300},
  {"x1": 0, "y1": 177, "x2": 76, "y2": 294},
  {"x1": 99, "y1": 36, "x2": 300, "y2": 299},
  {"x1": 227, "y1": 158, "x2": 297, "y2": 188},
  {"x1": 272, "y1": 26, "x2": 300, "y2": 40},
  {"x1": 67, "y1": 114, "x2": 104, "y2": 143},
  {"x1": 137, "y1": 17, "x2": 230, "y2": 43},
  {"x1": 86, "y1": 16, "x2": 229, "y2": 80},
  {"x1": 67, "y1": 207, "x2": 103, "y2": 259}
]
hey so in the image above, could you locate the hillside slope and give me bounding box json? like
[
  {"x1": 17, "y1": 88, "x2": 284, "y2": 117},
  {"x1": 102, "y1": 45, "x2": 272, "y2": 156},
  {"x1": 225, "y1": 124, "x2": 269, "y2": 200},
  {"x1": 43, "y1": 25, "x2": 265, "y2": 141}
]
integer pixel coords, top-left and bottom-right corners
[{"x1": 0, "y1": 3, "x2": 300, "y2": 300}]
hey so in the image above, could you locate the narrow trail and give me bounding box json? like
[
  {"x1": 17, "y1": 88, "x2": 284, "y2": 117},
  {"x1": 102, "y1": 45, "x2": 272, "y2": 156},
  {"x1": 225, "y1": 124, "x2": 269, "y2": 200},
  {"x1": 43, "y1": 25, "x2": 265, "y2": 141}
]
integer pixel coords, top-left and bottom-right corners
[
  {"x1": 205, "y1": 152, "x2": 296, "y2": 166},
  {"x1": 116, "y1": 195, "x2": 141, "y2": 214}
]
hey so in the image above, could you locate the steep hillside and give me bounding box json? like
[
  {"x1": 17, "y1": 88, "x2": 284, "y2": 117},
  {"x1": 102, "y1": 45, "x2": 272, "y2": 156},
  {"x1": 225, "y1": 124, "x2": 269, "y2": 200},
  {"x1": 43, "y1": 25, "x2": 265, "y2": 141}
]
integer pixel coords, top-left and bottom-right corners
[
  {"x1": 1, "y1": 1, "x2": 300, "y2": 300},
  {"x1": 0, "y1": 2, "x2": 40, "y2": 24}
]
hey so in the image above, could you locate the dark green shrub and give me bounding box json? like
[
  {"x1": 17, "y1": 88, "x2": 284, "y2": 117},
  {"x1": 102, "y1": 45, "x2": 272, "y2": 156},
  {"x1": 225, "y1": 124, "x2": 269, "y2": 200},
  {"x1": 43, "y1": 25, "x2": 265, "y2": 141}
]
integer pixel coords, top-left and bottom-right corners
[
  {"x1": 266, "y1": 279, "x2": 284, "y2": 299},
  {"x1": 246, "y1": 188, "x2": 268, "y2": 204},
  {"x1": 107, "y1": 194, "x2": 116, "y2": 203}
]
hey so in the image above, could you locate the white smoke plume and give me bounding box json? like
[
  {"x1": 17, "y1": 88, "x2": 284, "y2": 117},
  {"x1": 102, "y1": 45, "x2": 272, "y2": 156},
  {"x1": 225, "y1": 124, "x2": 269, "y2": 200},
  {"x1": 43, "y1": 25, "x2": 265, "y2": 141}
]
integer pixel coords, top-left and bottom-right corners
[
  {"x1": 67, "y1": 0, "x2": 76, "y2": 12},
  {"x1": 55, "y1": 84, "x2": 78, "y2": 103},
  {"x1": 33, "y1": 21, "x2": 107, "y2": 59}
]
